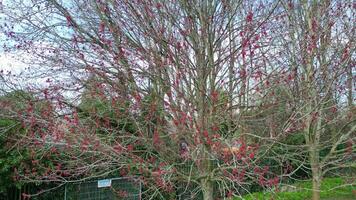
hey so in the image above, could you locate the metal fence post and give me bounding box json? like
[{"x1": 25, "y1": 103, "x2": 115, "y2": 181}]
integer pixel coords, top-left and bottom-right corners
[
  {"x1": 139, "y1": 178, "x2": 142, "y2": 200},
  {"x1": 64, "y1": 184, "x2": 67, "y2": 200}
]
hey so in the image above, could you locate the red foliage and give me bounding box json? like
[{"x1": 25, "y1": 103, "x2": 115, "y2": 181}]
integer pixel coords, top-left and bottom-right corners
[
  {"x1": 246, "y1": 11, "x2": 254, "y2": 22},
  {"x1": 98, "y1": 21, "x2": 105, "y2": 33},
  {"x1": 127, "y1": 144, "x2": 133, "y2": 152},
  {"x1": 211, "y1": 90, "x2": 219, "y2": 102},
  {"x1": 153, "y1": 130, "x2": 161, "y2": 146},
  {"x1": 117, "y1": 190, "x2": 128, "y2": 198}
]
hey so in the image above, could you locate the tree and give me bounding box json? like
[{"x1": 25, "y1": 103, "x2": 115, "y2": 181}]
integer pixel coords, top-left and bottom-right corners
[
  {"x1": 0, "y1": 90, "x2": 61, "y2": 199},
  {"x1": 275, "y1": 1, "x2": 356, "y2": 200},
  {"x1": 1, "y1": 0, "x2": 354, "y2": 199},
  {"x1": 0, "y1": 117, "x2": 25, "y2": 198}
]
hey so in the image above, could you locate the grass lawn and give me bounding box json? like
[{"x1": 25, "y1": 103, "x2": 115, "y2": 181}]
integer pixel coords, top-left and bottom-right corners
[{"x1": 237, "y1": 178, "x2": 355, "y2": 200}]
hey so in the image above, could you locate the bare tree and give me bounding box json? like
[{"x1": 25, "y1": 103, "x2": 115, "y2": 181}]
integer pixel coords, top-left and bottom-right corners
[
  {"x1": 1, "y1": 0, "x2": 354, "y2": 199},
  {"x1": 276, "y1": 1, "x2": 355, "y2": 200},
  {"x1": 1, "y1": 0, "x2": 285, "y2": 199}
]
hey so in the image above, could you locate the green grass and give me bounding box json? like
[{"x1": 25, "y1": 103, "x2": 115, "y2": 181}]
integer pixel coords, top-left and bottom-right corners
[{"x1": 238, "y1": 178, "x2": 355, "y2": 200}]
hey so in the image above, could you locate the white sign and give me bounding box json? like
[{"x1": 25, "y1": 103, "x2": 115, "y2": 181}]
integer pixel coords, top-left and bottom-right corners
[{"x1": 97, "y1": 179, "x2": 112, "y2": 188}]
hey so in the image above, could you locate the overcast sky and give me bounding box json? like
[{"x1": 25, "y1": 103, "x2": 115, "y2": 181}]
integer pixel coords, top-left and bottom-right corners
[{"x1": 0, "y1": 51, "x2": 28, "y2": 75}]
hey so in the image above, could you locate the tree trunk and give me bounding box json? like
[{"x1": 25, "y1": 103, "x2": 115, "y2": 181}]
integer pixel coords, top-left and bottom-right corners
[
  {"x1": 310, "y1": 148, "x2": 321, "y2": 200},
  {"x1": 200, "y1": 153, "x2": 213, "y2": 200},
  {"x1": 311, "y1": 167, "x2": 321, "y2": 200},
  {"x1": 201, "y1": 179, "x2": 214, "y2": 200}
]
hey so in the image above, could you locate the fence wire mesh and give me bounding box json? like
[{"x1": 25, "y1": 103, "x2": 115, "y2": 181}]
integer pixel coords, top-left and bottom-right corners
[{"x1": 64, "y1": 177, "x2": 141, "y2": 200}]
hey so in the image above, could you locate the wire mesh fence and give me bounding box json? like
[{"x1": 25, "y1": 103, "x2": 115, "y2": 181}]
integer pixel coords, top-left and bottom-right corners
[
  {"x1": 0, "y1": 184, "x2": 65, "y2": 200},
  {"x1": 64, "y1": 177, "x2": 141, "y2": 200}
]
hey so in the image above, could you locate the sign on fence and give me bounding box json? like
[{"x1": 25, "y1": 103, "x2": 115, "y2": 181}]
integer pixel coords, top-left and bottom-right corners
[{"x1": 97, "y1": 179, "x2": 112, "y2": 188}]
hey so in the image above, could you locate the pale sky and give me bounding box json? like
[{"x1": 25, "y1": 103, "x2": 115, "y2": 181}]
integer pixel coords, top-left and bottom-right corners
[{"x1": 0, "y1": 51, "x2": 28, "y2": 74}]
